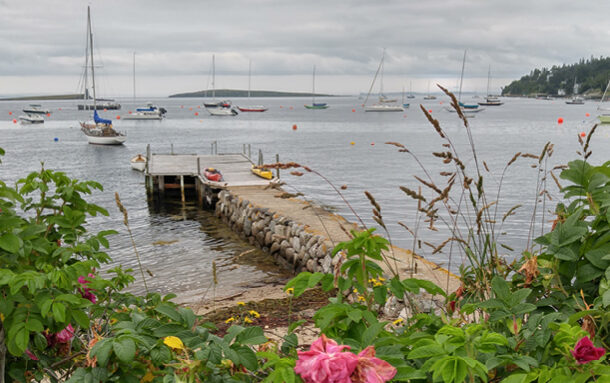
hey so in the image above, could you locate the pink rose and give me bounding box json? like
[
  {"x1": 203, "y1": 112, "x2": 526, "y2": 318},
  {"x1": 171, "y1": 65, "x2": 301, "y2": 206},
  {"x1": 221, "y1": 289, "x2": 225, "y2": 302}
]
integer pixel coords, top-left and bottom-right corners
[
  {"x1": 78, "y1": 274, "x2": 97, "y2": 303},
  {"x1": 55, "y1": 324, "x2": 75, "y2": 344},
  {"x1": 295, "y1": 335, "x2": 358, "y2": 383},
  {"x1": 351, "y1": 346, "x2": 397, "y2": 383},
  {"x1": 571, "y1": 337, "x2": 606, "y2": 364}
]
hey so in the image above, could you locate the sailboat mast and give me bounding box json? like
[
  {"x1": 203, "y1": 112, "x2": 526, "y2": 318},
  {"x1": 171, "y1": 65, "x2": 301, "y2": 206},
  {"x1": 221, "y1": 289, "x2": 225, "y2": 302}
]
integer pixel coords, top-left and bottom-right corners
[
  {"x1": 212, "y1": 55, "x2": 216, "y2": 100},
  {"x1": 312, "y1": 65, "x2": 316, "y2": 104},
  {"x1": 248, "y1": 59, "x2": 251, "y2": 99},
  {"x1": 486, "y1": 65, "x2": 491, "y2": 97},
  {"x1": 458, "y1": 49, "x2": 467, "y2": 102},
  {"x1": 83, "y1": 15, "x2": 89, "y2": 102},
  {"x1": 379, "y1": 49, "x2": 385, "y2": 96},
  {"x1": 88, "y1": 6, "x2": 97, "y2": 111},
  {"x1": 364, "y1": 51, "x2": 384, "y2": 106},
  {"x1": 133, "y1": 52, "x2": 136, "y2": 106}
]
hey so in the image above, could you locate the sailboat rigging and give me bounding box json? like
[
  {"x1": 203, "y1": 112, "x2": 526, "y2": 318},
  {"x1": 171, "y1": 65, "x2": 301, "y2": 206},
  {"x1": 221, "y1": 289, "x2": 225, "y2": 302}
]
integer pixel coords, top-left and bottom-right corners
[
  {"x1": 597, "y1": 80, "x2": 610, "y2": 123},
  {"x1": 446, "y1": 49, "x2": 483, "y2": 114},
  {"x1": 364, "y1": 49, "x2": 403, "y2": 112},
  {"x1": 123, "y1": 52, "x2": 166, "y2": 120},
  {"x1": 204, "y1": 55, "x2": 232, "y2": 110},
  {"x1": 237, "y1": 60, "x2": 268, "y2": 112},
  {"x1": 79, "y1": 6, "x2": 126, "y2": 145},
  {"x1": 305, "y1": 65, "x2": 328, "y2": 109},
  {"x1": 478, "y1": 65, "x2": 503, "y2": 106}
]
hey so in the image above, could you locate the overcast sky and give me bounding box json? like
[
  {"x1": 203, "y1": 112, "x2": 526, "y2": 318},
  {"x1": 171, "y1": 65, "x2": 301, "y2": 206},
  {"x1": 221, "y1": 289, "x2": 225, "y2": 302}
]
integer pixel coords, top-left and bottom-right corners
[{"x1": 1, "y1": 0, "x2": 609, "y2": 97}]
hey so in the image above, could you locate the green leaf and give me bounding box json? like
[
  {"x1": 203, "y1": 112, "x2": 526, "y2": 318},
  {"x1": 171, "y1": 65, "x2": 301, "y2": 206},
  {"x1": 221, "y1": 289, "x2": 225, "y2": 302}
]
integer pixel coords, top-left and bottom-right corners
[
  {"x1": 91, "y1": 338, "x2": 113, "y2": 366},
  {"x1": 154, "y1": 303, "x2": 183, "y2": 322},
  {"x1": 52, "y1": 302, "x2": 66, "y2": 323},
  {"x1": 0, "y1": 233, "x2": 21, "y2": 253},
  {"x1": 25, "y1": 318, "x2": 44, "y2": 332},
  {"x1": 576, "y1": 263, "x2": 604, "y2": 283},
  {"x1": 361, "y1": 321, "x2": 385, "y2": 347},
  {"x1": 153, "y1": 324, "x2": 187, "y2": 338},
  {"x1": 492, "y1": 276, "x2": 510, "y2": 301},
  {"x1": 236, "y1": 327, "x2": 267, "y2": 345},
  {"x1": 501, "y1": 373, "x2": 528, "y2": 383},
  {"x1": 112, "y1": 337, "x2": 136, "y2": 363},
  {"x1": 407, "y1": 344, "x2": 445, "y2": 359},
  {"x1": 234, "y1": 345, "x2": 258, "y2": 370},
  {"x1": 71, "y1": 309, "x2": 90, "y2": 329}
]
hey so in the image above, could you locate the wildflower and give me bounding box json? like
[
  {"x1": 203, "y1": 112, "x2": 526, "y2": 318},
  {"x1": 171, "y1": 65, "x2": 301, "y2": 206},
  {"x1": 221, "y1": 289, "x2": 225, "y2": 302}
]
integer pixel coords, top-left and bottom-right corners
[
  {"x1": 353, "y1": 289, "x2": 358, "y2": 294},
  {"x1": 352, "y1": 346, "x2": 397, "y2": 383},
  {"x1": 373, "y1": 281, "x2": 383, "y2": 287},
  {"x1": 0, "y1": 313, "x2": 4, "y2": 322},
  {"x1": 368, "y1": 278, "x2": 377, "y2": 284},
  {"x1": 237, "y1": 301, "x2": 246, "y2": 306},
  {"x1": 294, "y1": 334, "x2": 358, "y2": 383},
  {"x1": 392, "y1": 318, "x2": 404, "y2": 326},
  {"x1": 163, "y1": 336, "x2": 185, "y2": 350},
  {"x1": 249, "y1": 310, "x2": 260, "y2": 318},
  {"x1": 285, "y1": 287, "x2": 294, "y2": 295},
  {"x1": 571, "y1": 337, "x2": 606, "y2": 364},
  {"x1": 378, "y1": 277, "x2": 386, "y2": 282},
  {"x1": 55, "y1": 324, "x2": 75, "y2": 343},
  {"x1": 25, "y1": 349, "x2": 38, "y2": 361},
  {"x1": 358, "y1": 296, "x2": 366, "y2": 302},
  {"x1": 225, "y1": 317, "x2": 236, "y2": 324},
  {"x1": 78, "y1": 274, "x2": 97, "y2": 303},
  {"x1": 244, "y1": 317, "x2": 253, "y2": 324}
]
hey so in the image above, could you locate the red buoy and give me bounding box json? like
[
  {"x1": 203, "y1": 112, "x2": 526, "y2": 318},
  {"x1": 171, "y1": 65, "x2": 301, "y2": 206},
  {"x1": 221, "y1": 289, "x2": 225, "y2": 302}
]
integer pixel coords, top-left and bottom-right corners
[
  {"x1": 586, "y1": 113, "x2": 590, "y2": 117},
  {"x1": 292, "y1": 124, "x2": 297, "y2": 130},
  {"x1": 116, "y1": 115, "x2": 121, "y2": 120},
  {"x1": 580, "y1": 132, "x2": 586, "y2": 137},
  {"x1": 12, "y1": 119, "x2": 17, "y2": 123},
  {"x1": 194, "y1": 112, "x2": 199, "y2": 116},
  {"x1": 352, "y1": 109, "x2": 356, "y2": 112},
  {"x1": 557, "y1": 117, "x2": 564, "y2": 124}
]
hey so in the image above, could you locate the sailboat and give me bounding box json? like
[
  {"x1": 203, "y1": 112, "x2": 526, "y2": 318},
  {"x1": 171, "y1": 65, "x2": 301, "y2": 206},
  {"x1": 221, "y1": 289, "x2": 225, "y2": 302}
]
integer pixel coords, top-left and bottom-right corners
[
  {"x1": 237, "y1": 60, "x2": 267, "y2": 112},
  {"x1": 407, "y1": 81, "x2": 415, "y2": 99},
  {"x1": 204, "y1": 55, "x2": 232, "y2": 109},
  {"x1": 123, "y1": 52, "x2": 166, "y2": 120},
  {"x1": 364, "y1": 50, "x2": 403, "y2": 112},
  {"x1": 401, "y1": 86, "x2": 410, "y2": 108},
  {"x1": 79, "y1": 7, "x2": 125, "y2": 145},
  {"x1": 304, "y1": 65, "x2": 328, "y2": 109},
  {"x1": 565, "y1": 77, "x2": 584, "y2": 105},
  {"x1": 597, "y1": 80, "x2": 610, "y2": 123},
  {"x1": 423, "y1": 81, "x2": 436, "y2": 100},
  {"x1": 446, "y1": 50, "x2": 483, "y2": 114},
  {"x1": 478, "y1": 66, "x2": 503, "y2": 106}
]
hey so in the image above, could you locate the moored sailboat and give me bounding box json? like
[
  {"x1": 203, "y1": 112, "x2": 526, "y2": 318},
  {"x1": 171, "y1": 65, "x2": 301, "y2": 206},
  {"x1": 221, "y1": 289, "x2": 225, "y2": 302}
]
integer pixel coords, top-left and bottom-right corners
[
  {"x1": 237, "y1": 60, "x2": 268, "y2": 112},
  {"x1": 79, "y1": 6, "x2": 126, "y2": 145},
  {"x1": 305, "y1": 65, "x2": 328, "y2": 109},
  {"x1": 364, "y1": 50, "x2": 403, "y2": 112}
]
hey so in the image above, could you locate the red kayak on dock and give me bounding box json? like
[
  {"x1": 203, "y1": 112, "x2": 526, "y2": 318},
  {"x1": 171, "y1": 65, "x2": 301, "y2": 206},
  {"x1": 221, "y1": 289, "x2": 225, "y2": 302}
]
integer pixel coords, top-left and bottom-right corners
[{"x1": 203, "y1": 167, "x2": 223, "y2": 182}]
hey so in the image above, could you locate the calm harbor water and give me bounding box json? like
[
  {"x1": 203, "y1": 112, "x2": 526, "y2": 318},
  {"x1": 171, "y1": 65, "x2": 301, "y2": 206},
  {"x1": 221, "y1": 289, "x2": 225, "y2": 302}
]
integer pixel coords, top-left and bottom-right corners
[{"x1": 1, "y1": 95, "x2": 609, "y2": 300}]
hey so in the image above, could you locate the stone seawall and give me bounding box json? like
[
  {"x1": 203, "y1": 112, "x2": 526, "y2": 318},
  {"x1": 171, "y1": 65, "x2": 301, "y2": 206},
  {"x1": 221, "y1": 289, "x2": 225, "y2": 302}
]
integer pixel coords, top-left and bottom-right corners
[{"x1": 215, "y1": 190, "x2": 340, "y2": 274}]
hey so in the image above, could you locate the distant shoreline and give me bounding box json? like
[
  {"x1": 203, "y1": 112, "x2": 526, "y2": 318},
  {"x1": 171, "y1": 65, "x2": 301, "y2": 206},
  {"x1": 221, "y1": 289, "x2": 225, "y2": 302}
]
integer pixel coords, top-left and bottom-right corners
[
  {"x1": 0, "y1": 94, "x2": 85, "y2": 101},
  {"x1": 169, "y1": 89, "x2": 335, "y2": 98}
]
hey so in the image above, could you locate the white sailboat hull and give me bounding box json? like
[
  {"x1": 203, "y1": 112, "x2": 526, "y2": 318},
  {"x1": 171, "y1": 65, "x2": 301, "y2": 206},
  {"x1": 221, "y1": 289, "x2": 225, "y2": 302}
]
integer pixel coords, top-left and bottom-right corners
[
  {"x1": 207, "y1": 107, "x2": 238, "y2": 116},
  {"x1": 86, "y1": 135, "x2": 127, "y2": 145},
  {"x1": 122, "y1": 112, "x2": 163, "y2": 120},
  {"x1": 365, "y1": 105, "x2": 404, "y2": 112}
]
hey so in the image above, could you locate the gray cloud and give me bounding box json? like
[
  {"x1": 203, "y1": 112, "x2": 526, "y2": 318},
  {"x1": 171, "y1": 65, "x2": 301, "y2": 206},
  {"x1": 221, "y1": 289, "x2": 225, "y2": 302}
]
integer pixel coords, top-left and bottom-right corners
[{"x1": 1, "y1": 0, "x2": 609, "y2": 95}]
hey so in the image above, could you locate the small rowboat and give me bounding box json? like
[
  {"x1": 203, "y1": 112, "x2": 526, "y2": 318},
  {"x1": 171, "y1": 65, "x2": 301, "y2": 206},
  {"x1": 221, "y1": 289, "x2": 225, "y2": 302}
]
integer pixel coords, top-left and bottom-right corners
[
  {"x1": 130, "y1": 154, "x2": 146, "y2": 171},
  {"x1": 204, "y1": 167, "x2": 223, "y2": 182},
  {"x1": 251, "y1": 165, "x2": 273, "y2": 180}
]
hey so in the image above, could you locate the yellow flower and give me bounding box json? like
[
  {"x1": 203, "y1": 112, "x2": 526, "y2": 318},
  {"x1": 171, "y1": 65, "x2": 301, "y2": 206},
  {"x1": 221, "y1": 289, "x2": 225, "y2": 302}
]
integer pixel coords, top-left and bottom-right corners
[
  {"x1": 237, "y1": 301, "x2": 246, "y2": 306},
  {"x1": 163, "y1": 336, "x2": 184, "y2": 350},
  {"x1": 393, "y1": 318, "x2": 405, "y2": 326},
  {"x1": 378, "y1": 277, "x2": 386, "y2": 282},
  {"x1": 353, "y1": 288, "x2": 358, "y2": 294},
  {"x1": 225, "y1": 317, "x2": 236, "y2": 324},
  {"x1": 358, "y1": 296, "x2": 366, "y2": 302},
  {"x1": 0, "y1": 313, "x2": 4, "y2": 322},
  {"x1": 249, "y1": 310, "x2": 260, "y2": 318},
  {"x1": 244, "y1": 317, "x2": 253, "y2": 324},
  {"x1": 373, "y1": 281, "x2": 383, "y2": 287},
  {"x1": 109, "y1": 318, "x2": 118, "y2": 325},
  {"x1": 285, "y1": 288, "x2": 294, "y2": 295}
]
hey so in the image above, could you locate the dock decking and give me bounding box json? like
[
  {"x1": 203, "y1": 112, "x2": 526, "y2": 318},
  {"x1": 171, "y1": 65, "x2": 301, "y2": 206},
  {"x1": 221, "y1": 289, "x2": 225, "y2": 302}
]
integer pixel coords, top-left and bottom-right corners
[{"x1": 147, "y1": 153, "x2": 273, "y2": 188}]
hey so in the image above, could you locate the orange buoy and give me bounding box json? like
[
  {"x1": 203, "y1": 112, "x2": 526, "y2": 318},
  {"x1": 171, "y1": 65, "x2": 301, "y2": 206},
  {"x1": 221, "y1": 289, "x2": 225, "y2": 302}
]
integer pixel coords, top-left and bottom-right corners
[
  {"x1": 189, "y1": 107, "x2": 193, "y2": 111},
  {"x1": 557, "y1": 117, "x2": 564, "y2": 124},
  {"x1": 197, "y1": 105, "x2": 201, "y2": 108},
  {"x1": 58, "y1": 108, "x2": 62, "y2": 111},
  {"x1": 586, "y1": 113, "x2": 590, "y2": 117},
  {"x1": 194, "y1": 112, "x2": 199, "y2": 116},
  {"x1": 8, "y1": 111, "x2": 12, "y2": 115},
  {"x1": 350, "y1": 141, "x2": 355, "y2": 145},
  {"x1": 292, "y1": 124, "x2": 297, "y2": 130},
  {"x1": 580, "y1": 132, "x2": 586, "y2": 137},
  {"x1": 440, "y1": 101, "x2": 443, "y2": 105},
  {"x1": 280, "y1": 106, "x2": 283, "y2": 108},
  {"x1": 116, "y1": 115, "x2": 121, "y2": 120},
  {"x1": 46, "y1": 113, "x2": 50, "y2": 117},
  {"x1": 103, "y1": 108, "x2": 107, "y2": 111},
  {"x1": 428, "y1": 109, "x2": 433, "y2": 113},
  {"x1": 128, "y1": 111, "x2": 132, "y2": 114},
  {"x1": 371, "y1": 142, "x2": 375, "y2": 146},
  {"x1": 352, "y1": 109, "x2": 356, "y2": 112},
  {"x1": 12, "y1": 119, "x2": 17, "y2": 123}
]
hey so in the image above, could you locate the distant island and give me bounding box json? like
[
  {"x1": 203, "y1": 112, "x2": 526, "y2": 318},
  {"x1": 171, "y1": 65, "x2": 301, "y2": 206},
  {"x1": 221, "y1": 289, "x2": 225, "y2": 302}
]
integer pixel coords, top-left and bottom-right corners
[
  {"x1": 0, "y1": 93, "x2": 85, "y2": 101},
  {"x1": 169, "y1": 89, "x2": 333, "y2": 98},
  {"x1": 502, "y1": 56, "x2": 610, "y2": 98}
]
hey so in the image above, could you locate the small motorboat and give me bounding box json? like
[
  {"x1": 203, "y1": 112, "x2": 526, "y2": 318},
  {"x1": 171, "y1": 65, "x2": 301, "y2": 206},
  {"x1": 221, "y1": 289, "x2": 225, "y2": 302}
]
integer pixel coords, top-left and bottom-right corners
[
  {"x1": 130, "y1": 154, "x2": 146, "y2": 171},
  {"x1": 19, "y1": 113, "x2": 44, "y2": 124},
  {"x1": 237, "y1": 105, "x2": 268, "y2": 112},
  {"x1": 251, "y1": 165, "x2": 273, "y2": 180},
  {"x1": 207, "y1": 107, "x2": 238, "y2": 116},
  {"x1": 22, "y1": 104, "x2": 50, "y2": 114},
  {"x1": 203, "y1": 167, "x2": 223, "y2": 182}
]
